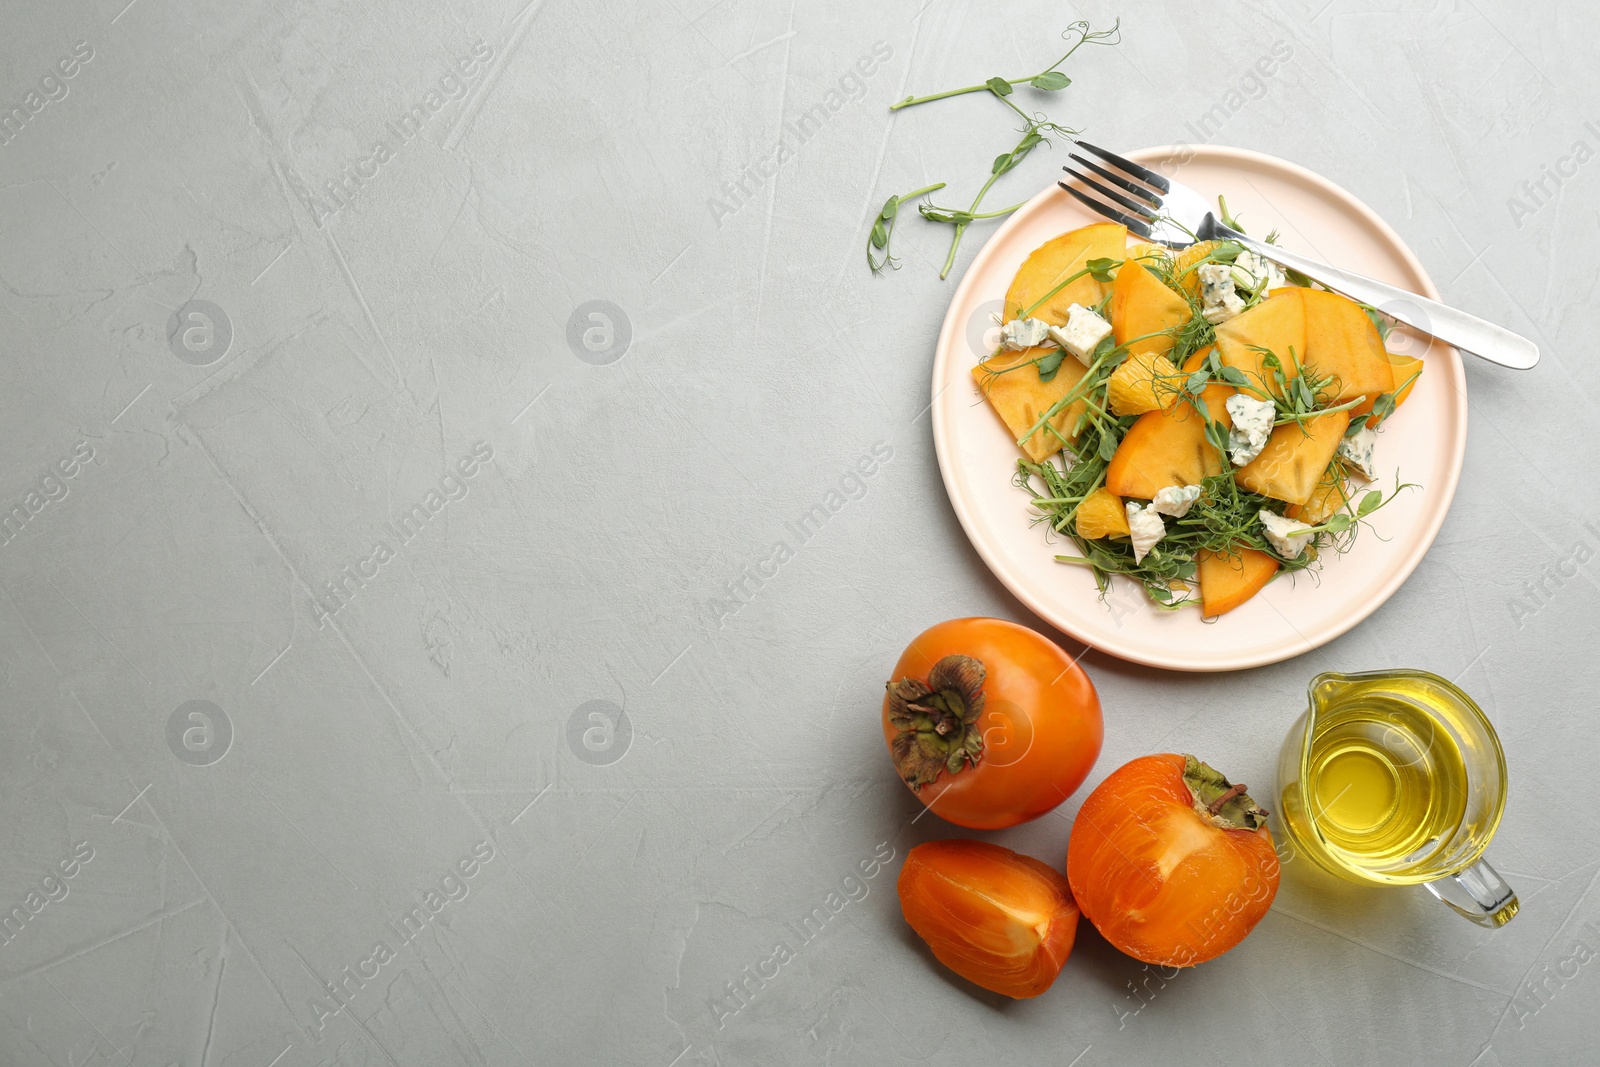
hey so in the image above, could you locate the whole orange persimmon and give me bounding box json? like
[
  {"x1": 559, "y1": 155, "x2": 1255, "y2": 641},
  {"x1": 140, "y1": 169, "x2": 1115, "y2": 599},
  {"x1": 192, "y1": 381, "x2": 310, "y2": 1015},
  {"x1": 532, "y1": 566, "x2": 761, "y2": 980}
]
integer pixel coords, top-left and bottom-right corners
[
  {"x1": 1067, "y1": 753, "x2": 1279, "y2": 967},
  {"x1": 882, "y1": 618, "x2": 1103, "y2": 829},
  {"x1": 898, "y1": 839, "x2": 1080, "y2": 998}
]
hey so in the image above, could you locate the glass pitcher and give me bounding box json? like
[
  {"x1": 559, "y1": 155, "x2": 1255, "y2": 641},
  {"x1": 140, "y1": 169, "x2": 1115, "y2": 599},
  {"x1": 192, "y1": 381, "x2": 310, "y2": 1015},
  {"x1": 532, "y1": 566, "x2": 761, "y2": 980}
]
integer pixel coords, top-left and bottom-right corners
[{"x1": 1275, "y1": 669, "x2": 1517, "y2": 927}]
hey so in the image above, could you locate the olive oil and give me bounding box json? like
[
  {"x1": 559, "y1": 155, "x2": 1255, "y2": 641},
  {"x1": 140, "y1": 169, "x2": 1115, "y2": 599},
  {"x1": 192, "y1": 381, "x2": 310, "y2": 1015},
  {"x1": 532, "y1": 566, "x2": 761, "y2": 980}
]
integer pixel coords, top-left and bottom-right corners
[
  {"x1": 1278, "y1": 670, "x2": 1516, "y2": 923},
  {"x1": 1306, "y1": 698, "x2": 1467, "y2": 869},
  {"x1": 1278, "y1": 670, "x2": 1509, "y2": 887}
]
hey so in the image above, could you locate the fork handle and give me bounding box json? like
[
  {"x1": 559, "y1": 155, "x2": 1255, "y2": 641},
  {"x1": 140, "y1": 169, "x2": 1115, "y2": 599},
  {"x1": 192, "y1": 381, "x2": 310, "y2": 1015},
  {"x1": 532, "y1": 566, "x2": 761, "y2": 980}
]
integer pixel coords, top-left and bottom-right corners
[{"x1": 1219, "y1": 228, "x2": 1539, "y2": 370}]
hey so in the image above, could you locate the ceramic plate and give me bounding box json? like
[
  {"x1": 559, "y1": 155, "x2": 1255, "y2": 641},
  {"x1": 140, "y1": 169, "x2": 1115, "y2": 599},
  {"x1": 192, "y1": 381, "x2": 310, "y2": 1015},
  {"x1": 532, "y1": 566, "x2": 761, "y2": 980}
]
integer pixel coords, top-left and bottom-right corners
[{"x1": 930, "y1": 144, "x2": 1466, "y2": 671}]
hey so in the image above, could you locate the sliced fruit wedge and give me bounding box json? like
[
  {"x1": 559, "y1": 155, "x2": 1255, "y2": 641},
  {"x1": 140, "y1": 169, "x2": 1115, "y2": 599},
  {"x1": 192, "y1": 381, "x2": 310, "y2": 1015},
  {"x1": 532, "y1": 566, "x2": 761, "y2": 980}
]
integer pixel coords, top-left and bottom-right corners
[
  {"x1": 1299, "y1": 288, "x2": 1395, "y2": 404},
  {"x1": 1075, "y1": 486, "x2": 1130, "y2": 539},
  {"x1": 899, "y1": 839, "x2": 1081, "y2": 999},
  {"x1": 1197, "y1": 545, "x2": 1281, "y2": 617},
  {"x1": 1111, "y1": 258, "x2": 1192, "y2": 359},
  {"x1": 973, "y1": 347, "x2": 1092, "y2": 462},
  {"x1": 1214, "y1": 289, "x2": 1306, "y2": 400},
  {"x1": 1105, "y1": 348, "x2": 1231, "y2": 500},
  {"x1": 1234, "y1": 409, "x2": 1351, "y2": 506},
  {"x1": 1003, "y1": 222, "x2": 1127, "y2": 326}
]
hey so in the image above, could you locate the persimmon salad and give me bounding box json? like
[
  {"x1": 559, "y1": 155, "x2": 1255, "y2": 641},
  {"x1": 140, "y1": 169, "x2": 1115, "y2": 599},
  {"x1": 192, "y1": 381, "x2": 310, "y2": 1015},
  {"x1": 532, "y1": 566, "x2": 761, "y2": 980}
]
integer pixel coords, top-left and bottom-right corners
[{"x1": 973, "y1": 211, "x2": 1423, "y2": 617}]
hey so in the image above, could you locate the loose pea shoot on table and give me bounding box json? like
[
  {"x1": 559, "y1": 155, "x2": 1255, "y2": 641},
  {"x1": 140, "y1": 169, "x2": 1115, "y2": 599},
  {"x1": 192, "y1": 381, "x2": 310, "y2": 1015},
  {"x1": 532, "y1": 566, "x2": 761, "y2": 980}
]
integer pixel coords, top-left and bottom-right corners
[{"x1": 867, "y1": 21, "x2": 1122, "y2": 277}]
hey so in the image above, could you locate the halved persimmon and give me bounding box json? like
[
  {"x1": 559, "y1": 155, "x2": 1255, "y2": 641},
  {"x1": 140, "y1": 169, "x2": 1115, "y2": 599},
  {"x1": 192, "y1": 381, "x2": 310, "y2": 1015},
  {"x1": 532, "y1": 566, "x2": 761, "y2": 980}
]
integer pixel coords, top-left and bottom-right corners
[
  {"x1": 1067, "y1": 753, "x2": 1279, "y2": 967},
  {"x1": 899, "y1": 839, "x2": 1080, "y2": 999}
]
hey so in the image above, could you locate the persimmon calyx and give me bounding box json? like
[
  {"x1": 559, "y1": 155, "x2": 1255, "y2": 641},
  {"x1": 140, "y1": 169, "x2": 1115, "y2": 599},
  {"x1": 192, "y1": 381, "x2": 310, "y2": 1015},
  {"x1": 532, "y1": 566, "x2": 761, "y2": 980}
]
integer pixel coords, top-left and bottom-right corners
[
  {"x1": 1183, "y1": 754, "x2": 1270, "y2": 831},
  {"x1": 886, "y1": 655, "x2": 988, "y2": 790}
]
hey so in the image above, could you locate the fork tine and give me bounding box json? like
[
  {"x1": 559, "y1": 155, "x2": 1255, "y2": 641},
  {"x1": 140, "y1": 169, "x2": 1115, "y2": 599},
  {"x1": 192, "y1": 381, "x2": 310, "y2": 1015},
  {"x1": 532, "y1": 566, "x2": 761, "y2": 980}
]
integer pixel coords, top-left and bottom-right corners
[
  {"x1": 1068, "y1": 153, "x2": 1161, "y2": 208},
  {"x1": 1058, "y1": 181, "x2": 1153, "y2": 239},
  {"x1": 1074, "y1": 139, "x2": 1171, "y2": 194},
  {"x1": 1061, "y1": 166, "x2": 1159, "y2": 221}
]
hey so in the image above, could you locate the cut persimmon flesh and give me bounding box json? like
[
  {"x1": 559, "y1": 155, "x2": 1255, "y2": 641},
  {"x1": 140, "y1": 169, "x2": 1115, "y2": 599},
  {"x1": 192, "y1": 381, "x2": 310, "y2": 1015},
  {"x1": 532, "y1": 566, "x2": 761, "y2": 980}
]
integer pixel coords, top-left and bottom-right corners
[
  {"x1": 1003, "y1": 222, "x2": 1126, "y2": 326},
  {"x1": 1299, "y1": 288, "x2": 1394, "y2": 404},
  {"x1": 1214, "y1": 289, "x2": 1306, "y2": 399},
  {"x1": 1111, "y1": 260, "x2": 1192, "y2": 358},
  {"x1": 1235, "y1": 410, "x2": 1351, "y2": 507},
  {"x1": 1105, "y1": 348, "x2": 1231, "y2": 500},
  {"x1": 973, "y1": 347, "x2": 1093, "y2": 462},
  {"x1": 1368, "y1": 352, "x2": 1423, "y2": 427},
  {"x1": 898, "y1": 839, "x2": 1080, "y2": 999},
  {"x1": 1287, "y1": 463, "x2": 1350, "y2": 524},
  {"x1": 1198, "y1": 546, "x2": 1280, "y2": 617}
]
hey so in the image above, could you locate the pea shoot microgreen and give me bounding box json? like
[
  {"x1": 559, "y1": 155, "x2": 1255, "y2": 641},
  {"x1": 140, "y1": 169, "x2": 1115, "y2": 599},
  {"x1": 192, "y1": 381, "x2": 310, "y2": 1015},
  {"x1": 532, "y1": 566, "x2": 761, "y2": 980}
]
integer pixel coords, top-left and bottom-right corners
[
  {"x1": 887, "y1": 20, "x2": 1120, "y2": 111},
  {"x1": 868, "y1": 183, "x2": 946, "y2": 273},
  {"x1": 867, "y1": 21, "x2": 1121, "y2": 277}
]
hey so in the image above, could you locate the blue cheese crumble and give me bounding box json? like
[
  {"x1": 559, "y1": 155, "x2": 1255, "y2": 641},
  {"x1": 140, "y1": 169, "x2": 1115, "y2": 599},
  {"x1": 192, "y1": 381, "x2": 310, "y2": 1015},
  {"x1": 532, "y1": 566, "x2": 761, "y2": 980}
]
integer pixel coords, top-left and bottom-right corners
[
  {"x1": 1338, "y1": 424, "x2": 1377, "y2": 481},
  {"x1": 1232, "y1": 250, "x2": 1286, "y2": 296},
  {"x1": 1225, "y1": 394, "x2": 1276, "y2": 467},
  {"x1": 1258, "y1": 509, "x2": 1315, "y2": 560},
  {"x1": 1198, "y1": 263, "x2": 1245, "y2": 324},
  {"x1": 999, "y1": 317, "x2": 1051, "y2": 351},
  {"x1": 1047, "y1": 303, "x2": 1114, "y2": 366},
  {"x1": 1151, "y1": 484, "x2": 1202, "y2": 518},
  {"x1": 1125, "y1": 502, "x2": 1166, "y2": 564}
]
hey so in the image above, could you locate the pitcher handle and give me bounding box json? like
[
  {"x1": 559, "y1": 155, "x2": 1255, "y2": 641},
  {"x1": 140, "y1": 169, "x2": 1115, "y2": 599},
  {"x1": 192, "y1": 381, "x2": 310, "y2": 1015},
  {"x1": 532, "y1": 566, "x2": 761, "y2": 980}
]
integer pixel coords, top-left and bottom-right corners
[{"x1": 1425, "y1": 856, "x2": 1519, "y2": 928}]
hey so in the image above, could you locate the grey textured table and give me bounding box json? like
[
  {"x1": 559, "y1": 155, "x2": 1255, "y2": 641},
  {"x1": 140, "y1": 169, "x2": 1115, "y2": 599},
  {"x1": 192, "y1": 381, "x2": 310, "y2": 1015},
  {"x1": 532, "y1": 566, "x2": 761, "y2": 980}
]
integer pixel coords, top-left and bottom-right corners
[{"x1": 1, "y1": 1, "x2": 1595, "y2": 1064}]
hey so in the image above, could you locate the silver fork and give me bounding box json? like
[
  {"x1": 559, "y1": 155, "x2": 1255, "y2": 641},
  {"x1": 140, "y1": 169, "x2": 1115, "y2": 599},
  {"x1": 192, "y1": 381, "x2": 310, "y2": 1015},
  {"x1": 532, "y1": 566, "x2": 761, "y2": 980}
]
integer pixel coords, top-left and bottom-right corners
[{"x1": 1060, "y1": 140, "x2": 1539, "y2": 370}]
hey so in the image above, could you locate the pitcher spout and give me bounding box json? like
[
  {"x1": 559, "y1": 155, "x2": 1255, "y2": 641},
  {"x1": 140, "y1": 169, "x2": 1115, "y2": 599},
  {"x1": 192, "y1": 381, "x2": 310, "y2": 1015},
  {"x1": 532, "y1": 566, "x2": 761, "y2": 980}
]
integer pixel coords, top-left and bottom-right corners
[{"x1": 1306, "y1": 671, "x2": 1361, "y2": 730}]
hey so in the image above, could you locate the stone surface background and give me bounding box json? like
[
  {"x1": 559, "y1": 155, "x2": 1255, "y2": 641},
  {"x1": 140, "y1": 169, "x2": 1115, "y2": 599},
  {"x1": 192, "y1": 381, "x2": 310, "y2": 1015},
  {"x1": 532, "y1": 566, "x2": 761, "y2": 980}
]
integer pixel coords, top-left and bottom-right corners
[{"x1": 0, "y1": 1, "x2": 1594, "y2": 1064}]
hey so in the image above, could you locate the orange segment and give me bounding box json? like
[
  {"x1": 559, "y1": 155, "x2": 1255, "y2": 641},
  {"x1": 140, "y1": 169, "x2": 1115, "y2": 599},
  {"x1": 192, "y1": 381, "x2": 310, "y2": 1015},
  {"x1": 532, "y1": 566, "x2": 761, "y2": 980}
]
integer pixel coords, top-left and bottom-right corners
[
  {"x1": 1107, "y1": 352, "x2": 1182, "y2": 416},
  {"x1": 1075, "y1": 487, "x2": 1130, "y2": 539},
  {"x1": 1172, "y1": 240, "x2": 1221, "y2": 299}
]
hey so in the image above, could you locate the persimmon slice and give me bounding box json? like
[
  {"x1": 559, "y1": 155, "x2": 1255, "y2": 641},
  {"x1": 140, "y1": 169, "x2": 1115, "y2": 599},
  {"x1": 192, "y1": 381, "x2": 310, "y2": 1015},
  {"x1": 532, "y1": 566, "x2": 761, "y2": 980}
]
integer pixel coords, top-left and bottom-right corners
[
  {"x1": 1299, "y1": 288, "x2": 1394, "y2": 404},
  {"x1": 1234, "y1": 409, "x2": 1351, "y2": 506},
  {"x1": 1197, "y1": 546, "x2": 1279, "y2": 617},
  {"x1": 1104, "y1": 348, "x2": 1232, "y2": 500},
  {"x1": 1002, "y1": 222, "x2": 1126, "y2": 326},
  {"x1": 899, "y1": 839, "x2": 1080, "y2": 998}
]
